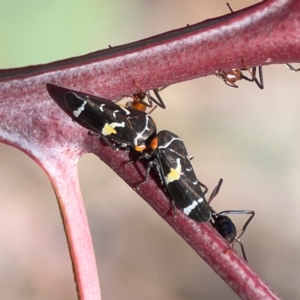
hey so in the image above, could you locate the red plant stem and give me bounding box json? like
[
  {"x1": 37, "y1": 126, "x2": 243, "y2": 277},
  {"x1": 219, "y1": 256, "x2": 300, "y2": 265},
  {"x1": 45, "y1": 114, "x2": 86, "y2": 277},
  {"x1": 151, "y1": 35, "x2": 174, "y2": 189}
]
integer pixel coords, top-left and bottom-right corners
[
  {"x1": 1, "y1": 0, "x2": 299, "y2": 99},
  {"x1": 47, "y1": 158, "x2": 101, "y2": 300},
  {"x1": 0, "y1": 0, "x2": 296, "y2": 298},
  {"x1": 89, "y1": 139, "x2": 281, "y2": 300}
]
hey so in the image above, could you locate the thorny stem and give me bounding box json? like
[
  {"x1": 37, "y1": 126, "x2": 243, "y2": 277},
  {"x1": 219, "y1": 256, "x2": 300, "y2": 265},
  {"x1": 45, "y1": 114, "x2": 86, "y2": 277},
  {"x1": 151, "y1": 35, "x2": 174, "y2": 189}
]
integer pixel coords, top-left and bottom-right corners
[{"x1": 1, "y1": 0, "x2": 297, "y2": 298}]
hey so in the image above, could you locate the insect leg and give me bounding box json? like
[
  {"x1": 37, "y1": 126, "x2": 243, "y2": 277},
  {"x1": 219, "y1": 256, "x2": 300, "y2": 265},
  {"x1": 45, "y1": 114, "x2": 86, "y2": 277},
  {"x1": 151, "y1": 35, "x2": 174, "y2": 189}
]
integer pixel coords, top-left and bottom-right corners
[
  {"x1": 240, "y1": 61, "x2": 264, "y2": 89},
  {"x1": 253, "y1": 66, "x2": 264, "y2": 89},
  {"x1": 285, "y1": 63, "x2": 300, "y2": 72},
  {"x1": 133, "y1": 79, "x2": 166, "y2": 109},
  {"x1": 208, "y1": 178, "x2": 223, "y2": 204},
  {"x1": 198, "y1": 180, "x2": 209, "y2": 195},
  {"x1": 151, "y1": 89, "x2": 166, "y2": 109},
  {"x1": 134, "y1": 158, "x2": 161, "y2": 189}
]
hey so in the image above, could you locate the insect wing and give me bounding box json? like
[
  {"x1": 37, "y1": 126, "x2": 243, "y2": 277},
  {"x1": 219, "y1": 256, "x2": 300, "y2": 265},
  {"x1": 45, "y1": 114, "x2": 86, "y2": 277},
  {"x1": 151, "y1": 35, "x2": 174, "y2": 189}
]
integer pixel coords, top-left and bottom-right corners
[
  {"x1": 46, "y1": 84, "x2": 112, "y2": 134},
  {"x1": 65, "y1": 91, "x2": 113, "y2": 134},
  {"x1": 46, "y1": 84, "x2": 156, "y2": 148},
  {"x1": 156, "y1": 131, "x2": 211, "y2": 222},
  {"x1": 66, "y1": 91, "x2": 157, "y2": 147}
]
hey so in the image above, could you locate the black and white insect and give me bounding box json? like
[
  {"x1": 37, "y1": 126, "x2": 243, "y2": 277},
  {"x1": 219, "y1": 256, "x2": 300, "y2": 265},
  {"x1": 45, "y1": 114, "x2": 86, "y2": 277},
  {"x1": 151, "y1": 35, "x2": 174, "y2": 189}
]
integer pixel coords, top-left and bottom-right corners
[
  {"x1": 134, "y1": 132, "x2": 254, "y2": 259},
  {"x1": 136, "y1": 130, "x2": 212, "y2": 222},
  {"x1": 208, "y1": 178, "x2": 255, "y2": 261},
  {"x1": 46, "y1": 83, "x2": 157, "y2": 152}
]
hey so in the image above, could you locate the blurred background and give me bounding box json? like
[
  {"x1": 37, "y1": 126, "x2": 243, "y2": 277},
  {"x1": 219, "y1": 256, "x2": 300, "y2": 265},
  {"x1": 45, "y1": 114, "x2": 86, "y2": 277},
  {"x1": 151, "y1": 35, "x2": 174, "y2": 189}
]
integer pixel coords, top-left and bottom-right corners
[{"x1": 1, "y1": 0, "x2": 299, "y2": 299}]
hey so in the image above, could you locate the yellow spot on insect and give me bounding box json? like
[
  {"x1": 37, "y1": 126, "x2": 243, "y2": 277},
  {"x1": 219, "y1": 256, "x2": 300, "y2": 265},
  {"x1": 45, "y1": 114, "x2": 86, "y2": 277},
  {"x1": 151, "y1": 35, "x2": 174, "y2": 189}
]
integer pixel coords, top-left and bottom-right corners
[
  {"x1": 165, "y1": 158, "x2": 182, "y2": 184},
  {"x1": 102, "y1": 123, "x2": 117, "y2": 135},
  {"x1": 102, "y1": 122, "x2": 125, "y2": 136}
]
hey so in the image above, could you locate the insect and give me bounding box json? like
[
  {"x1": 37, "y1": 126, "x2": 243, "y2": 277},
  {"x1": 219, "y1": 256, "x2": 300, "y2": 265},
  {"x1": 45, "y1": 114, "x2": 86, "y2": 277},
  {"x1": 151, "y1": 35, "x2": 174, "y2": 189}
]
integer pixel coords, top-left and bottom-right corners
[
  {"x1": 215, "y1": 59, "x2": 264, "y2": 89},
  {"x1": 215, "y1": 3, "x2": 264, "y2": 89},
  {"x1": 208, "y1": 178, "x2": 255, "y2": 261},
  {"x1": 285, "y1": 63, "x2": 300, "y2": 72},
  {"x1": 46, "y1": 83, "x2": 157, "y2": 152},
  {"x1": 135, "y1": 133, "x2": 254, "y2": 259},
  {"x1": 117, "y1": 80, "x2": 166, "y2": 113},
  {"x1": 136, "y1": 130, "x2": 212, "y2": 222}
]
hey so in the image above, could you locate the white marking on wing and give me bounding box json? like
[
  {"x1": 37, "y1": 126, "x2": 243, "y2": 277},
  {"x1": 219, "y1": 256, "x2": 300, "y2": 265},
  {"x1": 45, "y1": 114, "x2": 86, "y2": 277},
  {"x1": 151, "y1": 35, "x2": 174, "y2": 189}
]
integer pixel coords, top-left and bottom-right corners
[
  {"x1": 113, "y1": 110, "x2": 119, "y2": 118},
  {"x1": 133, "y1": 115, "x2": 151, "y2": 146},
  {"x1": 183, "y1": 198, "x2": 204, "y2": 216},
  {"x1": 73, "y1": 100, "x2": 87, "y2": 117},
  {"x1": 183, "y1": 200, "x2": 198, "y2": 215},
  {"x1": 158, "y1": 137, "x2": 182, "y2": 149},
  {"x1": 111, "y1": 122, "x2": 125, "y2": 128},
  {"x1": 120, "y1": 106, "x2": 130, "y2": 115},
  {"x1": 99, "y1": 104, "x2": 105, "y2": 112}
]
